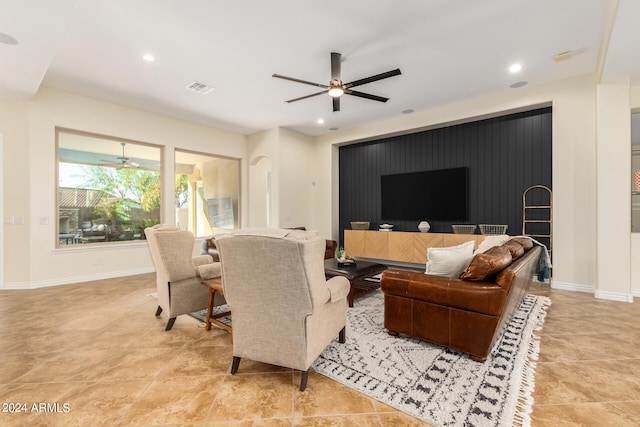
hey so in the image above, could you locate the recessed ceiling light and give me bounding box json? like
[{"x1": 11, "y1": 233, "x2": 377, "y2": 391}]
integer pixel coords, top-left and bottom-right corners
[
  {"x1": 0, "y1": 31, "x2": 18, "y2": 45},
  {"x1": 509, "y1": 63, "x2": 522, "y2": 73},
  {"x1": 401, "y1": 109, "x2": 414, "y2": 114},
  {"x1": 317, "y1": 118, "x2": 325, "y2": 125},
  {"x1": 143, "y1": 54, "x2": 155, "y2": 62},
  {"x1": 510, "y1": 81, "x2": 528, "y2": 88}
]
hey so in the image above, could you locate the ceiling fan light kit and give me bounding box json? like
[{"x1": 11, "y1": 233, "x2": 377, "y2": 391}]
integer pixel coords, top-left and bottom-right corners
[{"x1": 273, "y1": 52, "x2": 401, "y2": 112}]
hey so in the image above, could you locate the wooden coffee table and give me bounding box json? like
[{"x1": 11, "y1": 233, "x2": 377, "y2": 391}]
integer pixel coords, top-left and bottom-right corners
[{"x1": 324, "y1": 259, "x2": 387, "y2": 307}]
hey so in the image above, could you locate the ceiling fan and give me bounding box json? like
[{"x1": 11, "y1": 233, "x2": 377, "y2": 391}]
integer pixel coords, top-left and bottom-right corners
[
  {"x1": 273, "y1": 52, "x2": 401, "y2": 112},
  {"x1": 102, "y1": 142, "x2": 140, "y2": 169}
]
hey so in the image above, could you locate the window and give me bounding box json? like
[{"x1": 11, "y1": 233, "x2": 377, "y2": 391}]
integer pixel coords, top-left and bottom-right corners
[
  {"x1": 57, "y1": 128, "x2": 162, "y2": 246},
  {"x1": 175, "y1": 150, "x2": 240, "y2": 237}
]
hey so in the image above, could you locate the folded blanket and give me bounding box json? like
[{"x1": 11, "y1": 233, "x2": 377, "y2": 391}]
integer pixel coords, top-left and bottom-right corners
[{"x1": 513, "y1": 235, "x2": 552, "y2": 281}]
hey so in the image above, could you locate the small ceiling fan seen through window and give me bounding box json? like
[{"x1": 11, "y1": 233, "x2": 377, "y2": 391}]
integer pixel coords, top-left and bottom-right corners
[{"x1": 101, "y1": 142, "x2": 140, "y2": 169}]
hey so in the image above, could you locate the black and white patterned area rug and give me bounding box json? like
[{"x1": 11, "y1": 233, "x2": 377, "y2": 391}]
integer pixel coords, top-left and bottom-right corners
[
  {"x1": 312, "y1": 290, "x2": 551, "y2": 427},
  {"x1": 190, "y1": 305, "x2": 231, "y2": 327}
]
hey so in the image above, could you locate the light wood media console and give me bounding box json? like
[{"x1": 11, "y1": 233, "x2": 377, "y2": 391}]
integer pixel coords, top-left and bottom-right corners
[{"x1": 344, "y1": 230, "x2": 487, "y2": 265}]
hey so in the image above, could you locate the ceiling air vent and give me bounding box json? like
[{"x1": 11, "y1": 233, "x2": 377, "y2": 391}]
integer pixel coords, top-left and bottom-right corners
[{"x1": 185, "y1": 81, "x2": 214, "y2": 94}]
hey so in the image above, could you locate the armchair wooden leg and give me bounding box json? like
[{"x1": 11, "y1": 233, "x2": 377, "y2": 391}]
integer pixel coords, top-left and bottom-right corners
[
  {"x1": 165, "y1": 317, "x2": 176, "y2": 331},
  {"x1": 231, "y1": 356, "x2": 241, "y2": 375},
  {"x1": 155, "y1": 306, "x2": 163, "y2": 316},
  {"x1": 339, "y1": 327, "x2": 346, "y2": 343},
  {"x1": 300, "y1": 370, "x2": 309, "y2": 392}
]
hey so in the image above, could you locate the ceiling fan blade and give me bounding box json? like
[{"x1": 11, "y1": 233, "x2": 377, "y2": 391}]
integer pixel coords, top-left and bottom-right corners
[
  {"x1": 331, "y1": 52, "x2": 341, "y2": 81},
  {"x1": 344, "y1": 69, "x2": 402, "y2": 88},
  {"x1": 333, "y1": 97, "x2": 340, "y2": 112},
  {"x1": 346, "y1": 90, "x2": 389, "y2": 103},
  {"x1": 272, "y1": 74, "x2": 328, "y2": 89},
  {"x1": 285, "y1": 90, "x2": 328, "y2": 103}
]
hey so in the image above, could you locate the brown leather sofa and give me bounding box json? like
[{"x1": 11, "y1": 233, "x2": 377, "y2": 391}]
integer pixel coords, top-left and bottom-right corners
[{"x1": 381, "y1": 237, "x2": 541, "y2": 362}]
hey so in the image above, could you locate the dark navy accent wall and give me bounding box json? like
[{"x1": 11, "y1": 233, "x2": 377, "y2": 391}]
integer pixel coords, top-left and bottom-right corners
[{"x1": 338, "y1": 107, "x2": 552, "y2": 242}]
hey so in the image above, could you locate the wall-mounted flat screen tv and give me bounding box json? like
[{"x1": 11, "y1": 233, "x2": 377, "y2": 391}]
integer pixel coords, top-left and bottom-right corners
[{"x1": 381, "y1": 167, "x2": 468, "y2": 220}]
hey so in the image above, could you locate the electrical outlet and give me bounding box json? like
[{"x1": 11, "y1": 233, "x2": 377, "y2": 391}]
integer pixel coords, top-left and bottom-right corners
[
  {"x1": 39, "y1": 217, "x2": 49, "y2": 225},
  {"x1": 14, "y1": 216, "x2": 24, "y2": 225},
  {"x1": 4, "y1": 216, "x2": 14, "y2": 225}
]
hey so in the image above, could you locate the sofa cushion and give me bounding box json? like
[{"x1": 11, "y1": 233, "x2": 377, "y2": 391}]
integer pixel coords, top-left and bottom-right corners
[
  {"x1": 474, "y1": 234, "x2": 510, "y2": 254},
  {"x1": 510, "y1": 237, "x2": 534, "y2": 251},
  {"x1": 460, "y1": 245, "x2": 513, "y2": 281},
  {"x1": 425, "y1": 240, "x2": 475, "y2": 278},
  {"x1": 502, "y1": 240, "x2": 525, "y2": 260}
]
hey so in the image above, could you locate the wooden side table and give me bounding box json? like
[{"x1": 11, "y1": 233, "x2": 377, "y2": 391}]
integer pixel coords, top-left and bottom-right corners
[{"x1": 200, "y1": 277, "x2": 232, "y2": 337}]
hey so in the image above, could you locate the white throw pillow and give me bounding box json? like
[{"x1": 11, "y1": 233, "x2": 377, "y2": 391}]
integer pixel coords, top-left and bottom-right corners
[
  {"x1": 425, "y1": 240, "x2": 475, "y2": 278},
  {"x1": 474, "y1": 234, "x2": 510, "y2": 254}
]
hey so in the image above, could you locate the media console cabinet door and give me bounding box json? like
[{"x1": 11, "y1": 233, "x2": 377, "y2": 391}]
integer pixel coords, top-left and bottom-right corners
[
  {"x1": 388, "y1": 232, "x2": 414, "y2": 262},
  {"x1": 344, "y1": 230, "x2": 364, "y2": 257},
  {"x1": 413, "y1": 233, "x2": 445, "y2": 264},
  {"x1": 364, "y1": 231, "x2": 388, "y2": 259}
]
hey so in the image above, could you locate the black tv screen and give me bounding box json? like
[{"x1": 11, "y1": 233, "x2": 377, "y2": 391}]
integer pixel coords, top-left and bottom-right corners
[{"x1": 381, "y1": 167, "x2": 468, "y2": 220}]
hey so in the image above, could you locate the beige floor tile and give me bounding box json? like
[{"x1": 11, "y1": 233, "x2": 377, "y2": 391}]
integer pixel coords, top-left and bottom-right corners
[
  {"x1": 116, "y1": 375, "x2": 222, "y2": 425},
  {"x1": 378, "y1": 412, "x2": 434, "y2": 426},
  {"x1": 205, "y1": 419, "x2": 294, "y2": 426},
  {"x1": 538, "y1": 332, "x2": 640, "y2": 361},
  {"x1": 27, "y1": 379, "x2": 149, "y2": 427},
  {"x1": 207, "y1": 373, "x2": 294, "y2": 421},
  {"x1": 293, "y1": 414, "x2": 383, "y2": 426},
  {"x1": 0, "y1": 382, "x2": 84, "y2": 427},
  {"x1": 533, "y1": 360, "x2": 640, "y2": 405},
  {"x1": 531, "y1": 402, "x2": 640, "y2": 426},
  {"x1": 158, "y1": 345, "x2": 234, "y2": 377},
  {"x1": 292, "y1": 373, "x2": 376, "y2": 417}
]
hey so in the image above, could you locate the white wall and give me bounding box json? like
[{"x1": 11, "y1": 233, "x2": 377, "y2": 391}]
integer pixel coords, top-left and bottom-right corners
[
  {"x1": 247, "y1": 127, "x2": 317, "y2": 232},
  {"x1": 314, "y1": 75, "x2": 609, "y2": 296},
  {"x1": 2, "y1": 87, "x2": 248, "y2": 288},
  {"x1": 278, "y1": 128, "x2": 315, "y2": 230},
  {"x1": 248, "y1": 128, "x2": 279, "y2": 227},
  {"x1": 596, "y1": 83, "x2": 632, "y2": 301}
]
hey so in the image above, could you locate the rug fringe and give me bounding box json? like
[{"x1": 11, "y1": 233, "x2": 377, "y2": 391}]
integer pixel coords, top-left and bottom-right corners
[{"x1": 513, "y1": 296, "x2": 551, "y2": 427}]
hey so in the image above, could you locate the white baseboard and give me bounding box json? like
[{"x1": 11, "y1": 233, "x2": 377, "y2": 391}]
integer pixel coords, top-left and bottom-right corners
[
  {"x1": 551, "y1": 280, "x2": 634, "y2": 303},
  {"x1": 1, "y1": 267, "x2": 155, "y2": 290},
  {"x1": 550, "y1": 280, "x2": 595, "y2": 294},
  {"x1": 594, "y1": 290, "x2": 634, "y2": 303}
]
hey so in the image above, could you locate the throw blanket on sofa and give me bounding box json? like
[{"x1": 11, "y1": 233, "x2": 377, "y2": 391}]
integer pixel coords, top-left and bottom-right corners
[{"x1": 515, "y1": 235, "x2": 552, "y2": 281}]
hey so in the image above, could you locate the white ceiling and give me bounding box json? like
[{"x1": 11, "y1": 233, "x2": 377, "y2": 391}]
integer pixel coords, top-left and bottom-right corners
[{"x1": 1, "y1": 0, "x2": 639, "y2": 137}]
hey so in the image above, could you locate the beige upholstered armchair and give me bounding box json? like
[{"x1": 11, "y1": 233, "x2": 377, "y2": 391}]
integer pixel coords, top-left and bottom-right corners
[
  {"x1": 215, "y1": 228, "x2": 350, "y2": 391},
  {"x1": 145, "y1": 225, "x2": 224, "y2": 330}
]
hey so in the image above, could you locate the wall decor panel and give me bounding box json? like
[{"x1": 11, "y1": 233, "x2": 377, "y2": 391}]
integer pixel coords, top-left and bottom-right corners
[{"x1": 339, "y1": 107, "x2": 552, "y2": 243}]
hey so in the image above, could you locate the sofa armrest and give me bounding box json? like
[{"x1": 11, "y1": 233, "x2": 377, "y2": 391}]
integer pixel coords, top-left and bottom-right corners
[
  {"x1": 192, "y1": 255, "x2": 213, "y2": 267},
  {"x1": 197, "y1": 262, "x2": 221, "y2": 279},
  {"x1": 325, "y1": 240, "x2": 338, "y2": 259},
  {"x1": 326, "y1": 276, "x2": 350, "y2": 303}
]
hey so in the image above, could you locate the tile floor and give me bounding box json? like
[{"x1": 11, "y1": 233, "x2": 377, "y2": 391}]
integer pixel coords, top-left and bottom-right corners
[{"x1": 1, "y1": 274, "x2": 639, "y2": 426}]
